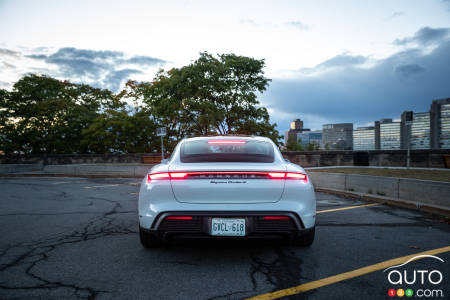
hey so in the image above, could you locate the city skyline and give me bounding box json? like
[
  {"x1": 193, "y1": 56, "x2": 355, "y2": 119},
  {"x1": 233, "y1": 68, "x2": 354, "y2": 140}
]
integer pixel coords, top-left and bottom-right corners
[
  {"x1": 286, "y1": 97, "x2": 450, "y2": 150},
  {"x1": 1, "y1": 0, "x2": 450, "y2": 133}
]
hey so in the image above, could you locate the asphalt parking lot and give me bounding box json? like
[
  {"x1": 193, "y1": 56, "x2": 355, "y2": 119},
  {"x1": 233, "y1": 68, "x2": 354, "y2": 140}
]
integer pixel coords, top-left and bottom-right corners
[{"x1": 0, "y1": 177, "x2": 449, "y2": 300}]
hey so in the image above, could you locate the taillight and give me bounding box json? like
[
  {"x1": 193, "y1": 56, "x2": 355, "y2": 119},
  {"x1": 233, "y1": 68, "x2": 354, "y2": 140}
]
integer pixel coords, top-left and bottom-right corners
[
  {"x1": 147, "y1": 171, "x2": 307, "y2": 183},
  {"x1": 147, "y1": 172, "x2": 187, "y2": 182},
  {"x1": 148, "y1": 172, "x2": 170, "y2": 181},
  {"x1": 267, "y1": 172, "x2": 285, "y2": 178},
  {"x1": 286, "y1": 172, "x2": 307, "y2": 182},
  {"x1": 263, "y1": 216, "x2": 290, "y2": 220},
  {"x1": 169, "y1": 172, "x2": 188, "y2": 179},
  {"x1": 268, "y1": 172, "x2": 308, "y2": 183},
  {"x1": 166, "y1": 216, "x2": 192, "y2": 220}
]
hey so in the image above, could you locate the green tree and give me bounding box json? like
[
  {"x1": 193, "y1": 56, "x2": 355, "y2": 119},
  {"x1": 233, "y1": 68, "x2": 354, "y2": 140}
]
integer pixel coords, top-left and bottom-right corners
[
  {"x1": 130, "y1": 52, "x2": 281, "y2": 150},
  {"x1": 81, "y1": 109, "x2": 159, "y2": 153},
  {"x1": 286, "y1": 135, "x2": 304, "y2": 151},
  {"x1": 306, "y1": 143, "x2": 320, "y2": 151},
  {"x1": 0, "y1": 74, "x2": 116, "y2": 154},
  {"x1": 80, "y1": 84, "x2": 159, "y2": 153}
]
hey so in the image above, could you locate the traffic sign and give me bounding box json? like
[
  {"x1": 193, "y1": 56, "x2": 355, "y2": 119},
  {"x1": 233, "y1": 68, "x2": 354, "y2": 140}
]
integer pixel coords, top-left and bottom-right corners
[{"x1": 157, "y1": 127, "x2": 166, "y2": 136}]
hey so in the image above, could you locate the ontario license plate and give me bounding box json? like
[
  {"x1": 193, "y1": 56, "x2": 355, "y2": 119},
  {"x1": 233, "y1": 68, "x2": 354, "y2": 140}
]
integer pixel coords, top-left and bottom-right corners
[{"x1": 211, "y1": 218, "x2": 246, "y2": 236}]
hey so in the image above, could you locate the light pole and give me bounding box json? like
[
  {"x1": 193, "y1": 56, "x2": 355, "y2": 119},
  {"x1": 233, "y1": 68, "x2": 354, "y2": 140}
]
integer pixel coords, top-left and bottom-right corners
[
  {"x1": 161, "y1": 135, "x2": 164, "y2": 160},
  {"x1": 404, "y1": 111, "x2": 413, "y2": 168},
  {"x1": 406, "y1": 123, "x2": 411, "y2": 168}
]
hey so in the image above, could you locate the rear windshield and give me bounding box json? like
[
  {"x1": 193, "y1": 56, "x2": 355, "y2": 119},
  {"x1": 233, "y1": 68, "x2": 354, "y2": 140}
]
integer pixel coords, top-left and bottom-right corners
[{"x1": 180, "y1": 140, "x2": 275, "y2": 163}]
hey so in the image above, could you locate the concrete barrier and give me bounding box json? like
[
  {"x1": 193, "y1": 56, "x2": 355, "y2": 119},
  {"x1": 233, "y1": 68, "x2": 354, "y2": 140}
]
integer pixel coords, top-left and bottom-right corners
[
  {"x1": 308, "y1": 171, "x2": 450, "y2": 213},
  {"x1": 399, "y1": 179, "x2": 450, "y2": 209},
  {"x1": 308, "y1": 172, "x2": 345, "y2": 190},
  {"x1": 0, "y1": 164, "x2": 43, "y2": 173},
  {"x1": 42, "y1": 164, "x2": 152, "y2": 177},
  {"x1": 346, "y1": 174, "x2": 399, "y2": 198}
]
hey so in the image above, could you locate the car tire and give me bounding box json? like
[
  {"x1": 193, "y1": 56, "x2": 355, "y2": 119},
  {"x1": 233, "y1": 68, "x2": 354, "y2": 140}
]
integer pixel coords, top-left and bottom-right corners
[
  {"x1": 139, "y1": 226, "x2": 163, "y2": 248},
  {"x1": 292, "y1": 227, "x2": 315, "y2": 247}
]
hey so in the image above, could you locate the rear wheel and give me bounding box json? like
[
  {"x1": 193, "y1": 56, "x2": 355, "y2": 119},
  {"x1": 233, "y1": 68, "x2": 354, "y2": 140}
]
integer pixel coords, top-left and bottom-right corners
[
  {"x1": 139, "y1": 226, "x2": 163, "y2": 248},
  {"x1": 292, "y1": 227, "x2": 315, "y2": 247}
]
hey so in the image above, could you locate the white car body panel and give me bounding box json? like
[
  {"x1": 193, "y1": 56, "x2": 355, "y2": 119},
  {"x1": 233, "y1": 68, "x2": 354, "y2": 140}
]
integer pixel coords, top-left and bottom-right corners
[{"x1": 138, "y1": 136, "x2": 316, "y2": 234}]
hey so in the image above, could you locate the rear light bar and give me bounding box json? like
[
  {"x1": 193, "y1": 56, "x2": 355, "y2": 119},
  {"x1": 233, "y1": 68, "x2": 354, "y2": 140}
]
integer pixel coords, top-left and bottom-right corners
[
  {"x1": 165, "y1": 216, "x2": 193, "y2": 220},
  {"x1": 207, "y1": 141, "x2": 246, "y2": 144},
  {"x1": 147, "y1": 171, "x2": 307, "y2": 183},
  {"x1": 263, "y1": 216, "x2": 290, "y2": 220}
]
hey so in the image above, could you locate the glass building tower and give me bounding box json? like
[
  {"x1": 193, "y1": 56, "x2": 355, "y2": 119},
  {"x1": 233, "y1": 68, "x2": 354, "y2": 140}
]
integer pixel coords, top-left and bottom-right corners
[
  {"x1": 353, "y1": 127, "x2": 375, "y2": 150},
  {"x1": 380, "y1": 121, "x2": 401, "y2": 150},
  {"x1": 409, "y1": 112, "x2": 431, "y2": 149},
  {"x1": 439, "y1": 103, "x2": 450, "y2": 149}
]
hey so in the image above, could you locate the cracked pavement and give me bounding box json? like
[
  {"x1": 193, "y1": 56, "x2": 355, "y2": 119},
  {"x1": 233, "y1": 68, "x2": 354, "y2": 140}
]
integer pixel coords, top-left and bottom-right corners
[{"x1": 0, "y1": 177, "x2": 449, "y2": 300}]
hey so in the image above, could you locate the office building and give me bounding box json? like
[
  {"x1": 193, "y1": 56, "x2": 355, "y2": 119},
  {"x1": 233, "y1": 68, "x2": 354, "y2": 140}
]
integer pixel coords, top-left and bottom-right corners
[
  {"x1": 353, "y1": 127, "x2": 375, "y2": 150},
  {"x1": 430, "y1": 98, "x2": 450, "y2": 149},
  {"x1": 401, "y1": 111, "x2": 431, "y2": 149},
  {"x1": 284, "y1": 118, "x2": 310, "y2": 145},
  {"x1": 322, "y1": 123, "x2": 353, "y2": 150},
  {"x1": 380, "y1": 119, "x2": 401, "y2": 150},
  {"x1": 297, "y1": 130, "x2": 323, "y2": 148}
]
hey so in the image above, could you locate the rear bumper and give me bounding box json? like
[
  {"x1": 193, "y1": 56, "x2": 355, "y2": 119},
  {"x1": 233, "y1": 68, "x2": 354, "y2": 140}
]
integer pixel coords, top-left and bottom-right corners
[{"x1": 143, "y1": 211, "x2": 310, "y2": 240}]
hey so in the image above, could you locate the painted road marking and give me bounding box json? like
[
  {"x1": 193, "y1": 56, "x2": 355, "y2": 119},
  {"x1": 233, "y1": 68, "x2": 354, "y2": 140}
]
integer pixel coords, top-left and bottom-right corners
[
  {"x1": 84, "y1": 184, "x2": 120, "y2": 189},
  {"x1": 246, "y1": 245, "x2": 450, "y2": 300},
  {"x1": 317, "y1": 203, "x2": 380, "y2": 214}
]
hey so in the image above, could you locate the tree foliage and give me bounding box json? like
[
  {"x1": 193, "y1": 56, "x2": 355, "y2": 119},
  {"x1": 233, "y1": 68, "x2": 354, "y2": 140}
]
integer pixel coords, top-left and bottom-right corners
[
  {"x1": 130, "y1": 52, "x2": 280, "y2": 150},
  {"x1": 286, "y1": 135, "x2": 304, "y2": 151},
  {"x1": 0, "y1": 74, "x2": 116, "y2": 154},
  {"x1": 0, "y1": 52, "x2": 281, "y2": 154}
]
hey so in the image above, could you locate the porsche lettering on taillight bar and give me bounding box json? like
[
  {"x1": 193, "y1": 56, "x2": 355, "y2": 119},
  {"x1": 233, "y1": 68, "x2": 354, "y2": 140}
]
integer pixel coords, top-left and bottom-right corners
[{"x1": 147, "y1": 171, "x2": 307, "y2": 183}]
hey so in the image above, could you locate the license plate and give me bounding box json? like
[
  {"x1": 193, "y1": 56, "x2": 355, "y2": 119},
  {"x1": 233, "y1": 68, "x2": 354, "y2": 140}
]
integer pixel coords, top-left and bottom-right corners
[{"x1": 211, "y1": 218, "x2": 246, "y2": 236}]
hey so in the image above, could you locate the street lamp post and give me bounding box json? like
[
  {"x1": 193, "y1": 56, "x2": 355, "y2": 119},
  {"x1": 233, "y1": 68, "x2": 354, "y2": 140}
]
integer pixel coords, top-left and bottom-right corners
[{"x1": 406, "y1": 123, "x2": 411, "y2": 168}]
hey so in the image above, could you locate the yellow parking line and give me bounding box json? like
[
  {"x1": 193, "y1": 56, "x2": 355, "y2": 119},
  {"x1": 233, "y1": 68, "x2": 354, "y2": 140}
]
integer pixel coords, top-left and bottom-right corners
[
  {"x1": 317, "y1": 203, "x2": 380, "y2": 214},
  {"x1": 246, "y1": 245, "x2": 450, "y2": 300},
  {"x1": 84, "y1": 184, "x2": 120, "y2": 189}
]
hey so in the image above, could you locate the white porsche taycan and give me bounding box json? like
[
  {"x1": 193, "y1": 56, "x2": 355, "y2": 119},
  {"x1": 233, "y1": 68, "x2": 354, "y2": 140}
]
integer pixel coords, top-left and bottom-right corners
[{"x1": 138, "y1": 136, "x2": 316, "y2": 247}]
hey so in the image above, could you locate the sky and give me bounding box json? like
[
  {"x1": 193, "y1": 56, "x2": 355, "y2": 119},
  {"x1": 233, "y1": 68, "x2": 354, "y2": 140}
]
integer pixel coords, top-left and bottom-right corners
[{"x1": 1, "y1": 0, "x2": 450, "y2": 133}]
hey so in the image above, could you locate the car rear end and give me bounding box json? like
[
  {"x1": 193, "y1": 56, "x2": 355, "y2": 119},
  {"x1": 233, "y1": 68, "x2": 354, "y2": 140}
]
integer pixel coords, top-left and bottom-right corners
[{"x1": 138, "y1": 136, "x2": 316, "y2": 247}]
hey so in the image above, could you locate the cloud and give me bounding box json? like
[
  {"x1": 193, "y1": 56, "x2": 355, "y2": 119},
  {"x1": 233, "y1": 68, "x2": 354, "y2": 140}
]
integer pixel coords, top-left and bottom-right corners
[
  {"x1": 123, "y1": 55, "x2": 165, "y2": 65},
  {"x1": 2, "y1": 62, "x2": 15, "y2": 69},
  {"x1": 0, "y1": 48, "x2": 20, "y2": 57},
  {"x1": 299, "y1": 53, "x2": 368, "y2": 74},
  {"x1": 285, "y1": 21, "x2": 309, "y2": 31},
  {"x1": 394, "y1": 64, "x2": 425, "y2": 78},
  {"x1": 393, "y1": 27, "x2": 450, "y2": 46},
  {"x1": 317, "y1": 53, "x2": 367, "y2": 69},
  {"x1": 25, "y1": 47, "x2": 166, "y2": 91},
  {"x1": 385, "y1": 11, "x2": 405, "y2": 20},
  {"x1": 239, "y1": 18, "x2": 257, "y2": 25},
  {"x1": 262, "y1": 36, "x2": 450, "y2": 132},
  {"x1": 104, "y1": 69, "x2": 142, "y2": 92},
  {"x1": 239, "y1": 18, "x2": 310, "y2": 31}
]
